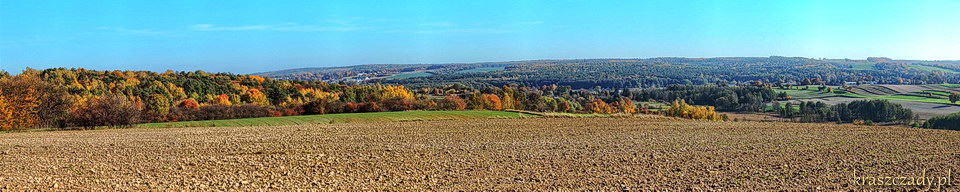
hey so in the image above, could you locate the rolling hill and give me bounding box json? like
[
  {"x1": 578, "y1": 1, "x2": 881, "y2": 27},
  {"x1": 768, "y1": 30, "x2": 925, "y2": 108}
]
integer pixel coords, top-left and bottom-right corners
[{"x1": 254, "y1": 57, "x2": 960, "y2": 89}]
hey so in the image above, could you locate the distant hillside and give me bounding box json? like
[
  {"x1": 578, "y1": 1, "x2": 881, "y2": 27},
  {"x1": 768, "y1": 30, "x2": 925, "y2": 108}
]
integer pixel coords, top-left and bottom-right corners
[{"x1": 254, "y1": 57, "x2": 960, "y2": 89}]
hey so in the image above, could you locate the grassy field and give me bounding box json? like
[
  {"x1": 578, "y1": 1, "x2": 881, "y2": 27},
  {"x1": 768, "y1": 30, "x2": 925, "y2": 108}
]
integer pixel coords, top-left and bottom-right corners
[
  {"x1": 138, "y1": 110, "x2": 538, "y2": 128},
  {"x1": 456, "y1": 67, "x2": 505, "y2": 73},
  {"x1": 845, "y1": 62, "x2": 958, "y2": 73},
  {"x1": 3, "y1": 118, "x2": 957, "y2": 190},
  {"x1": 385, "y1": 72, "x2": 433, "y2": 79},
  {"x1": 773, "y1": 86, "x2": 841, "y2": 99},
  {"x1": 838, "y1": 92, "x2": 957, "y2": 105},
  {"x1": 778, "y1": 85, "x2": 957, "y2": 105},
  {"x1": 910, "y1": 64, "x2": 959, "y2": 73}
]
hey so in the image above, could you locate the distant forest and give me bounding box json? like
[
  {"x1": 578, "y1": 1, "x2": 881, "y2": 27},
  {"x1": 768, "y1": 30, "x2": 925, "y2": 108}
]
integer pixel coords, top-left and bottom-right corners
[{"x1": 257, "y1": 57, "x2": 960, "y2": 89}]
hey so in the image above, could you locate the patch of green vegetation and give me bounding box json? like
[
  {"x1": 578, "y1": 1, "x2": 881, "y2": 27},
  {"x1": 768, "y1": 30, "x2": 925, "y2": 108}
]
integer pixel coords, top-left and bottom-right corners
[
  {"x1": 913, "y1": 90, "x2": 951, "y2": 97},
  {"x1": 138, "y1": 110, "x2": 539, "y2": 128},
  {"x1": 909, "y1": 64, "x2": 960, "y2": 73},
  {"x1": 848, "y1": 62, "x2": 876, "y2": 70},
  {"x1": 839, "y1": 92, "x2": 957, "y2": 105},
  {"x1": 763, "y1": 103, "x2": 800, "y2": 111},
  {"x1": 774, "y1": 86, "x2": 840, "y2": 99},
  {"x1": 941, "y1": 84, "x2": 960, "y2": 88},
  {"x1": 386, "y1": 72, "x2": 433, "y2": 79},
  {"x1": 456, "y1": 67, "x2": 505, "y2": 73}
]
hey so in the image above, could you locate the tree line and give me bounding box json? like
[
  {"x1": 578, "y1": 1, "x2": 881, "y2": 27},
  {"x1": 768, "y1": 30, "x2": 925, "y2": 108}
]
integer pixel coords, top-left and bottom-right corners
[{"x1": 772, "y1": 100, "x2": 916, "y2": 125}]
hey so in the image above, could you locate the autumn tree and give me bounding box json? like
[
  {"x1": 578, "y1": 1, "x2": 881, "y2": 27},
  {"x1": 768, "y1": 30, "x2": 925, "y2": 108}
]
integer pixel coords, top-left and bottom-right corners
[
  {"x1": 481, "y1": 94, "x2": 503, "y2": 110},
  {"x1": 206, "y1": 94, "x2": 232, "y2": 105},
  {"x1": 0, "y1": 95, "x2": 13, "y2": 130},
  {"x1": 665, "y1": 99, "x2": 723, "y2": 121},
  {"x1": 441, "y1": 95, "x2": 467, "y2": 110},
  {"x1": 950, "y1": 92, "x2": 959, "y2": 104},
  {"x1": 588, "y1": 98, "x2": 615, "y2": 114},
  {"x1": 241, "y1": 88, "x2": 270, "y2": 105},
  {"x1": 144, "y1": 93, "x2": 171, "y2": 121},
  {"x1": 615, "y1": 98, "x2": 637, "y2": 114},
  {"x1": 501, "y1": 85, "x2": 516, "y2": 110},
  {"x1": 467, "y1": 93, "x2": 484, "y2": 110},
  {"x1": 0, "y1": 75, "x2": 73, "y2": 129},
  {"x1": 382, "y1": 85, "x2": 414, "y2": 100},
  {"x1": 178, "y1": 99, "x2": 200, "y2": 109}
]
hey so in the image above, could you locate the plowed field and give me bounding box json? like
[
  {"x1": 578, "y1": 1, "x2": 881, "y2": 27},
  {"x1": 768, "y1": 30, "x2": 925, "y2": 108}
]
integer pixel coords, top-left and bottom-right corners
[{"x1": 2, "y1": 118, "x2": 958, "y2": 191}]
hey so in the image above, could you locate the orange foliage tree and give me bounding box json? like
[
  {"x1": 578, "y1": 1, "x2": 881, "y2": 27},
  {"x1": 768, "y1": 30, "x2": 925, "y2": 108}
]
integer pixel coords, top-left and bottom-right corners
[
  {"x1": 588, "y1": 98, "x2": 615, "y2": 114},
  {"x1": 441, "y1": 95, "x2": 467, "y2": 110},
  {"x1": 0, "y1": 95, "x2": 14, "y2": 130},
  {"x1": 615, "y1": 98, "x2": 637, "y2": 114},
  {"x1": 210, "y1": 94, "x2": 232, "y2": 105},
  {"x1": 0, "y1": 76, "x2": 49, "y2": 130},
  {"x1": 241, "y1": 88, "x2": 270, "y2": 105},
  {"x1": 481, "y1": 94, "x2": 503, "y2": 110},
  {"x1": 178, "y1": 99, "x2": 200, "y2": 109}
]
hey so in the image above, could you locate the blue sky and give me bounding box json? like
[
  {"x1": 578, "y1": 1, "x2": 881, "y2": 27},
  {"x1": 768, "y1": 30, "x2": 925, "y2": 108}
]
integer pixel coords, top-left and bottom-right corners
[{"x1": 2, "y1": 0, "x2": 959, "y2": 74}]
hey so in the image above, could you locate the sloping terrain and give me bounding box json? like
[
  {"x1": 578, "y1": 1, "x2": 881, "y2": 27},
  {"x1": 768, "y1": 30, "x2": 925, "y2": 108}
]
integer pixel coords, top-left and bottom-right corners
[
  {"x1": 2, "y1": 118, "x2": 957, "y2": 191},
  {"x1": 254, "y1": 57, "x2": 960, "y2": 89}
]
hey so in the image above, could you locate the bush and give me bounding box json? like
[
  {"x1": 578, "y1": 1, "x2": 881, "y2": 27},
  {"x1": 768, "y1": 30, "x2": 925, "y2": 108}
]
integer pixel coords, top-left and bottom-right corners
[{"x1": 68, "y1": 96, "x2": 141, "y2": 129}]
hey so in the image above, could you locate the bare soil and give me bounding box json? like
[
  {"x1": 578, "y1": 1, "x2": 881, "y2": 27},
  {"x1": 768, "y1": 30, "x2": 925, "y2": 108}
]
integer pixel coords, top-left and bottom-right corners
[{"x1": 1, "y1": 118, "x2": 958, "y2": 191}]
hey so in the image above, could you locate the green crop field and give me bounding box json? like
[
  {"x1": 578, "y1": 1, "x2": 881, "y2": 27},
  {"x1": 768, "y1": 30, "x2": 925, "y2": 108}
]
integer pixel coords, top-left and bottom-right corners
[
  {"x1": 848, "y1": 62, "x2": 875, "y2": 70},
  {"x1": 909, "y1": 64, "x2": 959, "y2": 73},
  {"x1": 837, "y1": 93, "x2": 956, "y2": 105},
  {"x1": 138, "y1": 110, "x2": 539, "y2": 128},
  {"x1": 942, "y1": 84, "x2": 960, "y2": 88},
  {"x1": 773, "y1": 86, "x2": 840, "y2": 99}
]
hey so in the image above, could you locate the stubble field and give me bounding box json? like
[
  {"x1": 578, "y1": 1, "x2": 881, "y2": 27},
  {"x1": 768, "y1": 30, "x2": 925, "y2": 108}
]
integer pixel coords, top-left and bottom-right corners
[{"x1": 1, "y1": 118, "x2": 958, "y2": 191}]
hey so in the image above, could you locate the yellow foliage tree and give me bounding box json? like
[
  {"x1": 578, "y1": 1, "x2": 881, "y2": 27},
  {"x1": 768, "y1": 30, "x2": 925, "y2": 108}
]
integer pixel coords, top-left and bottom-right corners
[
  {"x1": 501, "y1": 85, "x2": 516, "y2": 110},
  {"x1": 0, "y1": 77, "x2": 43, "y2": 130},
  {"x1": 665, "y1": 99, "x2": 723, "y2": 121},
  {"x1": 205, "y1": 94, "x2": 232, "y2": 105},
  {"x1": 0, "y1": 95, "x2": 15, "y2": 130},
  {"x1": 382, "y1": 85, "x2": 414, "y2": 100},
  {"x1": 241, "y1": 88, "x2": 270, "y2": 105},
  {"x1": 300, "y1": 88, "x2": 339, "y2": 102}
]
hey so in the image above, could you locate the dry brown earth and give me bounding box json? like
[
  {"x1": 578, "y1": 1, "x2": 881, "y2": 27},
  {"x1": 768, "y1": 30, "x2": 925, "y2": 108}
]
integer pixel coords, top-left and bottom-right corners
[{"x1": 1, "y1": 118, "x2": 958, "y2": 191}]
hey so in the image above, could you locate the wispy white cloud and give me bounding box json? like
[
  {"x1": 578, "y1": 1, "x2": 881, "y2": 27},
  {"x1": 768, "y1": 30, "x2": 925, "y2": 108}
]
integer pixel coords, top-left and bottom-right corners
[{"x1": 189, "y1": 23, "x2": 361, "y2": 32}]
